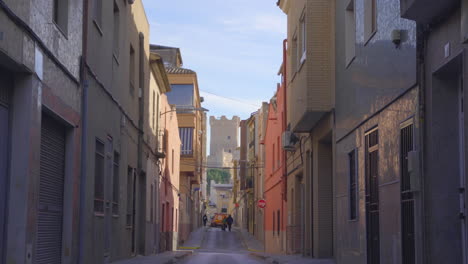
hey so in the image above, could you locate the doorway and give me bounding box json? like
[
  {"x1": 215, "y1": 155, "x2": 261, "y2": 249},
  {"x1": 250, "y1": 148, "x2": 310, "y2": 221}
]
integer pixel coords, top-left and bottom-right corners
[
  {"x1": 431, "y1": 54, "x2": 465, "y2": 263},
  {"x1": 365, "y1": 128, "x2": 380, "y2": 264},
  {"x1": 36, "y1": 114, "x2": 66, "y2": 264}
]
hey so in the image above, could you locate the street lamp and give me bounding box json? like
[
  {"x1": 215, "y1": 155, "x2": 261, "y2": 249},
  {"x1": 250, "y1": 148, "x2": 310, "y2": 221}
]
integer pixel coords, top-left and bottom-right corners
[{"x1": 160, "y1": 106, "x2": 209, "y2": 116}]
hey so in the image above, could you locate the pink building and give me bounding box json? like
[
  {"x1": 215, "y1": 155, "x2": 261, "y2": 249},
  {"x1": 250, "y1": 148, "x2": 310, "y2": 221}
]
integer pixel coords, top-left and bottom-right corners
[
  {"x1": 158, "y1": 94, "x2": 181, "y2": 251},
  {"x1": 264, "y1": 59, "x2": 288, "y2": 254}
]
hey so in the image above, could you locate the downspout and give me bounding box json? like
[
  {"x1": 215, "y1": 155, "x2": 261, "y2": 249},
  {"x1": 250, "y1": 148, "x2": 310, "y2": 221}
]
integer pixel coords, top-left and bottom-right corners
[
  {"x1": 416, "y1": 23, "x2": 427, "y2": 264},
  {"x1": 136, "y1": 32, "x2": 145, "y2": 253},
  {"x1": 282, "y1": 38, "x2": 288, "y2": 252},
  {"x1": 78, "y1": 0, "x2": 89, "y2": 262}
]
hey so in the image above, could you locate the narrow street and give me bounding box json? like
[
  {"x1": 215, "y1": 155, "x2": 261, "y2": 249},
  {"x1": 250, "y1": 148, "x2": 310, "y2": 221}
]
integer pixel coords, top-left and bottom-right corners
[{"x1": 180, "y1": 227, "x2": 265, "y2": 264}]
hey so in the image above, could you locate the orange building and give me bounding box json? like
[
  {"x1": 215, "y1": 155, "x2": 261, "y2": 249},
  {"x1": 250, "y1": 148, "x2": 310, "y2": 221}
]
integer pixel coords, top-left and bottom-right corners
[{"x1": 264, "y1": 60, "x2": 288, "y2": 254}]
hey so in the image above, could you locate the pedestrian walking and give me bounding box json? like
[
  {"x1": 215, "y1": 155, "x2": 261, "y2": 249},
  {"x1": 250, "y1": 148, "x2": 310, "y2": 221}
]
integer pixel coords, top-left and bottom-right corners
[
  {"x1": 222, "y1": 216, "x2": 227, "y2": 231},
  {"x1": 203, "y1": 214, "x2": 208, "y2": 227},
  {"x1": 226, "y1": 215, "x2": 234, "y2": 232}
]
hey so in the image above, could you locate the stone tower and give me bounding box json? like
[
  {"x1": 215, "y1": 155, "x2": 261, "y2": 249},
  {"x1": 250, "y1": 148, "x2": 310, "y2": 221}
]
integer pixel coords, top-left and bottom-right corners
[{"x1": 208, "y1": 116, "x2": 240, "y2": 166}]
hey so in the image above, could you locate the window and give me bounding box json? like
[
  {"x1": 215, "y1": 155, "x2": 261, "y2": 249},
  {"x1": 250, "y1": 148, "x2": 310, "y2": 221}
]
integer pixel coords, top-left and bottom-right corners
[
  {"x1": 292, "y1": 34, "x2": 298, "y2": 74},
  {"x1": 273, "y1": 212, "x2": 276, "y2": 236},
  {"x1": 112, "y1": 152, "x2": 120, "y2": 216},
  {"x1": 175, "y1": 209, "x2": 178, "y2": 232},
  {"x1": 126, "y1": 167, "x2": 133, "y2": 226},
  {"x1": 349, "y1": 149, "x2": 357, "y2": 220},
  {"x1": 300, "y1": 12, "x2": 306, "y2": 64},
  {"x1": 364, "y1": 0, "x2": 377, "y2": 44},
  {"x1": 179, "y1": 127, "x2": 194, "y2": 155},
  {"x1": 345, "y1": 0, "x2": 356, "y2": 67},
  {"x1": 94, "y1": 139, "x2": 105, "y2": 213},
  {"x1": 161, "y1": 203, "x2": 165, "y2": 231},
  {"x1": 129, "y1": 45, "x2": 135, "y2": 96},
  {"x1": 167, "y1": 84, "x2": 194, "y2": 108},
  {"x1": 93, "y1": 0, "x2": 103, "y2": 30},
  {"x1": 171, "y1": 207, "x2": 174, "y2": 231},
  {"x1": 150, "y1": 184, "x2": 154, "y2": 223},
  {"x1": 152, "y1": 91, "x2": 156, "y2": 128},
  {"x1": 113, "y1": 1, "x2": 120, "y2": 56},
  {"x1": 172, "y1": 149, "x2": 175, "y2": 172},
  {"x1": 277, "y1": 210, "x2": 280, "y2": 236},
  {"x1": 277, "y1": 136, "x2": 280, "y2": 167},
  {"x1": 53, "y1": 0, "x2": 69, "y2": 34},
  {"x1": 273, "y1": 143, "x2": 276, "y2": 170}
]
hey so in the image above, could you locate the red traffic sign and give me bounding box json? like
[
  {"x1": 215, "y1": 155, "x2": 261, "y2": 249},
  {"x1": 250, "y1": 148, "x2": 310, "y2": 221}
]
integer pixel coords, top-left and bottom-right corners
[{"x1": 257, "y1": 199, "x2": 266, "y2": 208}]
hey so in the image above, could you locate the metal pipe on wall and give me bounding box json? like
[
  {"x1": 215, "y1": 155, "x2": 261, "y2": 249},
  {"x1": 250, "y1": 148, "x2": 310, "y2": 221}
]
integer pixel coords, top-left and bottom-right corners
[{"x1": 78, "y1": 0, "x2": 89, "y2": 262}]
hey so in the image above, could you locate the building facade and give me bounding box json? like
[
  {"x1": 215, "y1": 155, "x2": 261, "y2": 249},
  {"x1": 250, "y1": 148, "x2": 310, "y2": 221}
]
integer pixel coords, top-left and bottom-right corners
[
  {"x1": 80, "y1": 0, "x2": 156, "y2": 262},
  {"x1": 402, "y1": 0, "x2": 468, "y2": 263},
  {"x1": 0, "y1": 0, "x2": 83, "y2": 263},
  {"x1": 254, "y1": 103, "x2": 268, "y2": 244},
  {"x1": 278, "y1": 0, "x2": 335, "y2": 257},
  {"x1": 334, "y1": 0, "x2": 418, "y2": 263},
  {"x1": 152, "y1": 45, "x2": 206, "y2": 244},
  {"x1": 148, "y1": 51, "x2": 181, "y2": 253},
  {"x1": 264, "y1": 82, "x2": 287, "y2": 254}
]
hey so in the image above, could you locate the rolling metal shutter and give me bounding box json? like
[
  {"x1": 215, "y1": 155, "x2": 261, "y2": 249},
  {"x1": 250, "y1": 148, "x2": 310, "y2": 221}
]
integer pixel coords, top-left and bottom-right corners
[{"x1": 37, "y1": 114, "x2": 66, "y2": 264}]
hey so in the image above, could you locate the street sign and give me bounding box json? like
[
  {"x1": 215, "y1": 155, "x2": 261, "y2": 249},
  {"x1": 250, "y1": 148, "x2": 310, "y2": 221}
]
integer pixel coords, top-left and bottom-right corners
[{"x1": 257, "y1": 199, "x2": 266, "y2": 208}]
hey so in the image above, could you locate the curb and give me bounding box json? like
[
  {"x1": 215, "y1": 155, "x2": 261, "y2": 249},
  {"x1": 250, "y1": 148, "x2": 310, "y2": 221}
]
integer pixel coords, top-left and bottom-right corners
[
  {"x1": 236, "y1": 229, "x2": 264, "y2": 253},
  {"x1": 177, "y1": 227, "x2": 207, "y2": 250},
  {"x1": 249, "y1": 252, "x2": 281, "y2": 264},
  {"x1": 164, "y1": 251, "x2": 193, "y2": 264}
]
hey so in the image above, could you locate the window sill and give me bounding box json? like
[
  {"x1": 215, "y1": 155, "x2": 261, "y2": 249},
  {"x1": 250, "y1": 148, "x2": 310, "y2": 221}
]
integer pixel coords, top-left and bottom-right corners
[
  {"x1": 113, "y1": 53, "x2": 120, "y2": 65},
  {"x1": 53, "y1": 22, "x2": 68, "y2": 39},
  {"x1": 94, "y1": 212, "x2": 105, "y2": 217},
  {"x1": 345, "y1": 56, "x2": 356, "y2": 69},
  {"x1": 364, "y1": 30, "x2": 377, "y2": 46},
  {"x1": 93, "y1": 20, "x2": 104, "y2": 36}
]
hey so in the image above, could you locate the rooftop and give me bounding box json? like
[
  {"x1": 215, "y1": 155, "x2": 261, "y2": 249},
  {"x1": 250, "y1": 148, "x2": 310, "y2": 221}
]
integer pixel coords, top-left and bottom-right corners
[{"x1": 166, "y1": 67, "x2": 196, "y2": 75}]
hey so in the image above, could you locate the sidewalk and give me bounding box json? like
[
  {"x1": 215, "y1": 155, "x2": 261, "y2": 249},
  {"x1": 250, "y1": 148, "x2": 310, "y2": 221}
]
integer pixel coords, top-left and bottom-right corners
[
  {"x1": 112, "y1": 251, "x2": 192, "y2": 264},
  {"x1": 250, "y1": 253, "x2": 335, "y2": 264},
  {"x1": 236, "y1": 227, "x2": 335, "y2": 264},
  {"x1": 235, "y1": 227, "x2": 265, "y2": 252},
  {"x1": 179, "y1": 226, "x2": 207, "y2": 249}
]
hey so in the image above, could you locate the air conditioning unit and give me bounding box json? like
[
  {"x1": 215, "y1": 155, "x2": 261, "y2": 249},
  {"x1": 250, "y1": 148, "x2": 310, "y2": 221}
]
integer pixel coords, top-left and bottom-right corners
[
  {"x1": 282, "y1": 131, "x2": 296, "y2": 151},
  {"x1": 128, "y1": 0, "x2": 135, "y2": 4}
]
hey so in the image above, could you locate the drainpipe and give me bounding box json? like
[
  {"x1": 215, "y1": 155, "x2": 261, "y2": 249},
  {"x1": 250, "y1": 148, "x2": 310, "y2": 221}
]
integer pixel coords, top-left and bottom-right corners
[
  {"x1": 282, "y1": 38, "x2": 288, "y2": 253},
  {"x1": 136, "y1": 32, "x2": 145, "y2": 254},
  {"x1": 78, "y1": 0, "x2": 89, "y2": 262}
]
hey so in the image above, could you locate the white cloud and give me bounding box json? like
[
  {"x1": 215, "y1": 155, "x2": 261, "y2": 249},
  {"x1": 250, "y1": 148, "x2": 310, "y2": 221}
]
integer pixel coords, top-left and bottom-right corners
[{"x1": 221, "y1": 13, "x2": 286, "y2": 36}]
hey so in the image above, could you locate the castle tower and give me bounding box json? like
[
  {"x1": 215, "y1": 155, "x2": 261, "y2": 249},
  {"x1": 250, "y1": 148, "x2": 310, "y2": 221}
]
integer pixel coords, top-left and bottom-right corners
[{"x1": 208, "y1": 116, "x2": 240, "y2": 166}]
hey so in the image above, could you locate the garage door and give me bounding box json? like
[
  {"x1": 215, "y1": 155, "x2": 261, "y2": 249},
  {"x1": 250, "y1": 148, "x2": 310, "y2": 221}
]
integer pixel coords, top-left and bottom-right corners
[{"x1": 36, "y1": 114, "x2": 66, "y2": 264}]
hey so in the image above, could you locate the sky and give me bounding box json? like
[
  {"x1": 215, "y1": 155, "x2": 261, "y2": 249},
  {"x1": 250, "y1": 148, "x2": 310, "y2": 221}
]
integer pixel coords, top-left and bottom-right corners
[
  {"x1": 142, "y1": 0, "x2": 286, "y2": 118},
  {"x1": 141, "y1": 0, "x2": 286, "y2": 154}
]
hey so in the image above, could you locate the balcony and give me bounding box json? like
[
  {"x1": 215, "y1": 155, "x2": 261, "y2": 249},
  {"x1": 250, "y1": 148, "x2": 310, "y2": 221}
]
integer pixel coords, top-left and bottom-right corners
[{"x1": 400, "y1": 0, "x2": 459, "y2": 24}]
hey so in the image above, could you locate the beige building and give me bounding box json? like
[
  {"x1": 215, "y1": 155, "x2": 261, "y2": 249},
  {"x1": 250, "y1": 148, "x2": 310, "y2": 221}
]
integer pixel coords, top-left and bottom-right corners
[
  {"x1": 148, "y1": 52, "x2": 181, "y2": 252},
  {"x1": 151, "y1": 45, "x2": 207, "y2": 244},
  {"x1": 254, "y1": 103, "x2": 269, "y2": 243},
  {"x1": 209, "y1": 181, "x2": 234, "y2": 214},
  {"x1": 278, "y1": 0, "x2": 335, "y2": 257}
]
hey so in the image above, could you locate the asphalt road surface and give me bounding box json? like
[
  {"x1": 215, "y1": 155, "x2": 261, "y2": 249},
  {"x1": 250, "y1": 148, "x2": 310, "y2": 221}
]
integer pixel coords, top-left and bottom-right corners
[{"x1": 180, "y1": 227, "x2": 266, "y2": 264}]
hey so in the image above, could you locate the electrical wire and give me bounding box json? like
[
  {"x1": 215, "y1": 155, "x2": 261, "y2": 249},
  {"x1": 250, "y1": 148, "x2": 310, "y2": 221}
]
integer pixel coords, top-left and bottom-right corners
[{"x1": 200, "y1": 90, "x2": 261, "y2": 108}]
